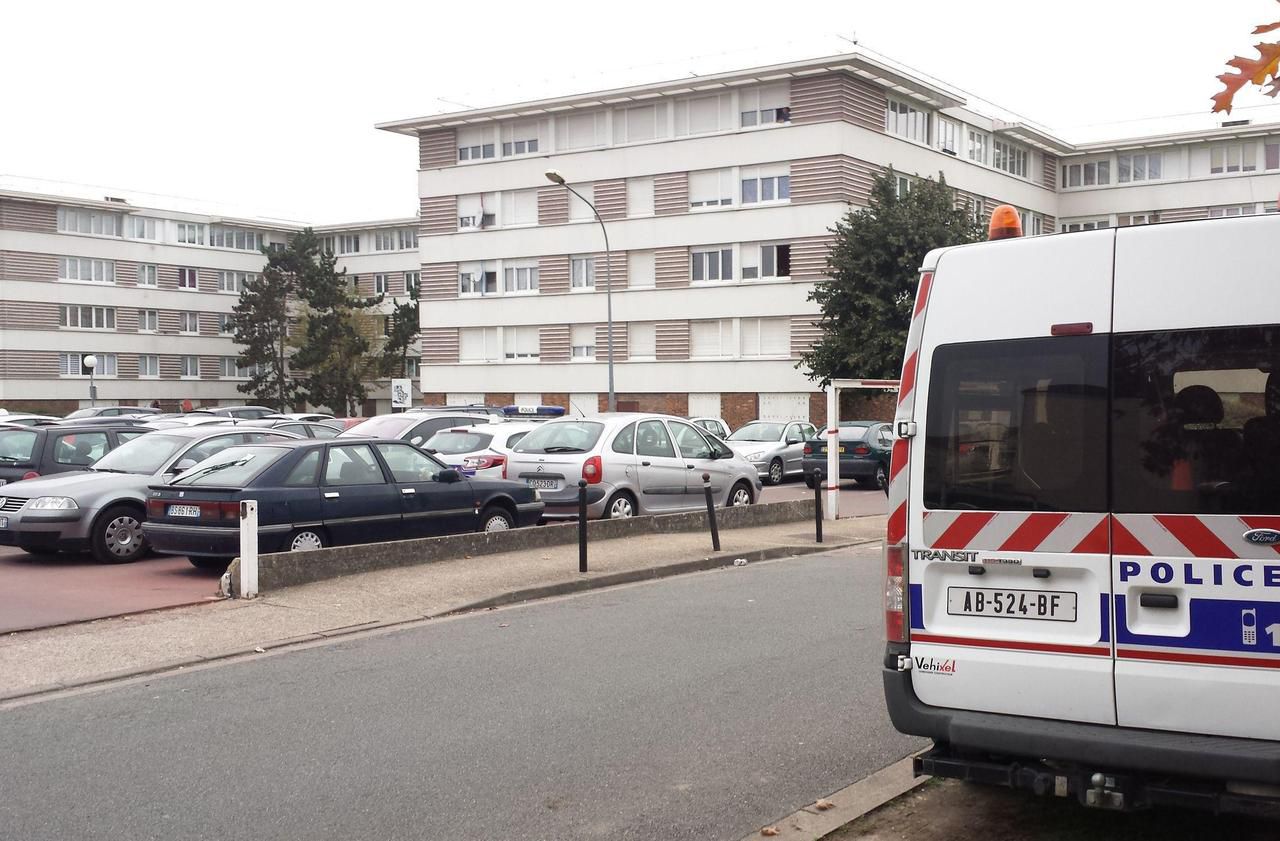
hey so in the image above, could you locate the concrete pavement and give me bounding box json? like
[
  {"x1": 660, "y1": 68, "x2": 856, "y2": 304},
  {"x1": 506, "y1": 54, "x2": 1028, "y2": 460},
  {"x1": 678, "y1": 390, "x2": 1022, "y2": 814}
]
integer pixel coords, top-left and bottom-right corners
[
  {"x1": 0, "y1": 514, "x2": 886, "y2": 700},
  {"x1": 0, "y1": 545, "x2": 921, "y2": 841}
]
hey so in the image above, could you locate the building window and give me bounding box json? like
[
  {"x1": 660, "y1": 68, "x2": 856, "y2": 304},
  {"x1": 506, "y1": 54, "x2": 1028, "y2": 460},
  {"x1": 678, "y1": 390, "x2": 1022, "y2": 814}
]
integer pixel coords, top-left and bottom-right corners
[
  {"x1": 503, "y1": 265, "x2": 539, "y2": 293},
  {"x1": 739, "y1": 83, "x2": 790, "y2": 128},
  {"x1": 178, "y1": 312, "x2": 199, "y2": 334},
  {"x1": 501, "y1": 120, "x2": 541, "y2": 156},
  {"x1": 458, "y1": 125, "x2": 497, "y2": 161},
  {"x1": 374, "y1": 274, "x2": 389, "y2": 295},
  {"x1": 740, "y1": 167, "x2": 790, "y2": 204},
  {"x1": 458, "y1": 193, "x2": 498, "y2": 229},
  {"x1": 1209, "y1": 204, "x2": 1257, "y2": 217},
  {"x1": 675, "y1": 93, "x2": 731, "y2": 136},
  {"x1": 689, "y1": 168, "x2": 734, "y2": 208},
  {"x1": 1209, "y1": 142, "x2": 1257, "y2": 174},
  {"x1": 992, "y1": 139, "x2": 1029, "y2": 178},
  {"x1": 503, "y1": 326, "x2": 540, "y2": 360},
  {"x1": 499, "y1": 189, "x2": 537, "y2": 227},
  {"x1": 968, "y1": 130, "x2": 989, "y2": 164},
  {"x1": 218, "y1": 313, "x2": 234, "y2": 334},
  {"x1": 139, "y1": 309, "x2": 159, "y2": 332},
  {"x1": 1267, "y1": 141, "x2": 1280, "y2": 170},
  {"x1": 629, "y1": 322, "x2": 656, "y2": 359},
  {"x1": 691, "y1": 247, "x2": 733, "y2": 282},
  {"x1": 180, "y1": 356, "x2": 199, "y2": 378},
  {"x1": 459, "y1": 326, "x2": 501, "y2": 363},
  {"x1": 218, "y1": 271, "x2": 255, "y2": 293},
  {"x1": 126, "y1": 216, "x2": 160, "y2": 240},
  {"x1": 59, "y1": 305, "x2": 115, "y2": 330},
  {"x1": 571, "y1": 324, "x2": 596, "y2": 360},
  {"x1": 209, "y1": 226, "x2": 263, "y2": 251},
  {"x1": 59, "y1": 353, "x2": 116, "y2": 376},
  {"x1": 626, "y1": 177, "x2": 655, "y2": 217},
  {"x1": 937, "y1": 118, "x2": 961, "y2": 155},
  {"x1": 373, "y1": 231, "x2": 396, "y2": 251},
  {"x1": 627, "y1": 251, "x2": 655, "y2": 289},
  {"x1": 742, "y1": 244, "x2": 791, "y2": 280},
  {"x1": 139, "y1": 354, "x2": 159, "y2": 378},
  {"x1": 459, "y1": 268, "x2": 498, "y2": 296},
  {"x1": 1117, "y1": 213, "x2": 1158, "y2": 226},
  {"x1": 885, "y1": 99, "x2": 930, "y2": 143},
  {"x1": 615, "y1": 103, "x2": 659, "y2": 143},
  {"x1": 1063, "y1": 159, "x2": 1111, "y2": 187},
  {"x1": 336, "y1": 234, "x2": 360, "y2": 254},
  {"x1": 740, "y1": 317, "x2": 790, "y2": 358},
  {"x1": 570, "y1": 257, "x2": 596, "y2": 289},
  {"x1": 177, "y1": 267, "x2": 198, "y2": 289},
  {"x1": 895, "y1": 175, "x2": 914, "y2": 198},
  {"x1": 175, "y1": 222, "x2": 205, "y2": 245},
  {"x1": 404, "y1": 271, "x2": 420, "y2": 296},
  {"x1": 458, "y1": 143, "x2": 495, "y2": 161},
  {"x1": 502, "y1": 136, "x2": 539, "y2": 156},
  {"x1": 690, "y1": 319, "x2": 735, "y2": 358},
  {"x1": 398, "y1": 228, "x2": 418, "y2": 250},
  {"x1": 138, "y1": 263, "x2": 158, "y2": 287},
  {"x1": 404, "y1": 357, "x2": 420, "y2": 378},
  {"x1": 221, "y1": 357, "x2": 262, "y2": 379},
  {"x1": 319, "y1": 236, "x2": 335, "y2": 254},
  {"x1": 1118, "y1": 152, "x2": 1162, "y2": 182},
  {"x1": 58, "y1": 257, "x2": 115, "y2": 283},
  {"x1": 56, "y1": 208, "x2": 122, "y2": 237},
  {"x1": 1062, "y1": 219, "x2": 1111, "y2": 232}
]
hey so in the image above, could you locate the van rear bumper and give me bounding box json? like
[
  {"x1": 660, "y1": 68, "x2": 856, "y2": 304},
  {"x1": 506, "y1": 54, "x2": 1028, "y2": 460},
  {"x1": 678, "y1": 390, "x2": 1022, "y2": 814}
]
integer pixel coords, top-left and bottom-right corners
[{"x1": 883, "y1": 655, "x2": 1280, "y2": 786}]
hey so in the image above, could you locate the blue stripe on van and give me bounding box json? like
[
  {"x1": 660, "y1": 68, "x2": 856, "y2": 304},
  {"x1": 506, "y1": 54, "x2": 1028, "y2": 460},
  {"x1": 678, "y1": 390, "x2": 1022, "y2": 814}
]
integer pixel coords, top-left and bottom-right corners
[
  {"x1": 1115, "y1": 595, "x2": 1280, "y2": 654},
  {"x1": 910, "y1": 583, "x2": 925, "y2": 630}
]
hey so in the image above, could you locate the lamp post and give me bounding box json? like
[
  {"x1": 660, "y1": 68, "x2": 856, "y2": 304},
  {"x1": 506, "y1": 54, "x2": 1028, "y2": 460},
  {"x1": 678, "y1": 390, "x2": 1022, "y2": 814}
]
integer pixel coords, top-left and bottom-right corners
[
  {"x1": 545, "y1": 169, "x2": 616, "y2": 413},
  {"x1": 83, "y1": 354, "x2": 98, "y2": 408}
]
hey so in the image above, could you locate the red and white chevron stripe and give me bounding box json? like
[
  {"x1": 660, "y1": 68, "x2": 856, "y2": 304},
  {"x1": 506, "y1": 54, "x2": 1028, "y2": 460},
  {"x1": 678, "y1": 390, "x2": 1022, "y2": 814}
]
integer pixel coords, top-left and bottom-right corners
[
  {"x1": 1114, "y1": 513, "x2": 1280, "y2": 559},
  {"x1": 886, "y1": 271, "x2": 933, "y2": 545},
  {"x1": 922, "y1": 511, "x2": 1110, "y2": 553}
]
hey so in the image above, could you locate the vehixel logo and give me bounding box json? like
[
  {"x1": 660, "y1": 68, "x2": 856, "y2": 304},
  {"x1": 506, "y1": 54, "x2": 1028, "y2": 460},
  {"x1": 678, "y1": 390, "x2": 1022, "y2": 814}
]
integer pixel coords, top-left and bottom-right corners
[{"x1": 914, "y1": 657, "x2": 956, "y2": 675}]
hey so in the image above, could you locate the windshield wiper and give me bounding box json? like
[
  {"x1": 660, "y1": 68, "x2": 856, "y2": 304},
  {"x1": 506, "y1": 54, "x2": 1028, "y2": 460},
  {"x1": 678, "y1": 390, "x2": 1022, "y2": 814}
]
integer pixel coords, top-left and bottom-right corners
[
  {"x1": 0, "y1": 456, "x2": 20, "y2": 462},
  {"x1": 542, "y1": 446, "x2": 586, "y2": 453},
  {"x1": 91, "y1": 467, "x2": 131, "y2": 474}
]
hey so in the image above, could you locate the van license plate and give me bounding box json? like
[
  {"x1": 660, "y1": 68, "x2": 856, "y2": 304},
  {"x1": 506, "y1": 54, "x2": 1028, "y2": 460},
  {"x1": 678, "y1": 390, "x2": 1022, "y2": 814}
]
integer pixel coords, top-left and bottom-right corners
[
  {"x1": 946, "y1": 587, "x2": 1077, "y2": 622},
  {"x1": 167, "y1": 505, "x2": 201, "y2": 518},
  {"x1": 526, "y1": 479, "x2": 557, "y2": 490}
]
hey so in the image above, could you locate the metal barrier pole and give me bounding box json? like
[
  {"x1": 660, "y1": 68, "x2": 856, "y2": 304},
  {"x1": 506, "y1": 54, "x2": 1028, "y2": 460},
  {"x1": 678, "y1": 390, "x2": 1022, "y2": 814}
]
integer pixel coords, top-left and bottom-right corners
[
  {"x1": 577, "y1": 479, "x2": 588, "y2": 573},
  {"x1": 239, "y1": 499, "x2": 259, "y2": 598},
  {"x1": 813, "y1": 469, "x2": 824, "y2": 544},
  {"x1": 702, "y1": 472, "x2": 721, "y2": 552}
]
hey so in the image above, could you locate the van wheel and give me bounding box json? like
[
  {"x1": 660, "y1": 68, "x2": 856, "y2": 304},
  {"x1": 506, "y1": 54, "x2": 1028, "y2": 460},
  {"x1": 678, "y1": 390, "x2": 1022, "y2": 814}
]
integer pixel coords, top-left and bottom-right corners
[
  {"x1": 766, "y1": 459, "x2": 784, "y2": 485},
  {"x1": 480, "y1": 506, "x2": 515, "y2": 532},
  {"x1": 603, "y1": 492, "x2": 636, "y2": 519},
  {"x1": 728, "y1": 482, "x2": 753, "y2": 507},
  {"x1": 288, "y1": 529, "x2": 326, "y2": 552},
  {"x1": 91, "y1": 505, "x2": 148, "y2": 564}
]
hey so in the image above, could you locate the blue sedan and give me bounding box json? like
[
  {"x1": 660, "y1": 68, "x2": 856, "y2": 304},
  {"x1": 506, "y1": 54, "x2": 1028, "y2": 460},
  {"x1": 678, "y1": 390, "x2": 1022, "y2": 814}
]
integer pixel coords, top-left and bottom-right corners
[{"x1": 142, "y1": 438, "x2": 544, "y2": 570}]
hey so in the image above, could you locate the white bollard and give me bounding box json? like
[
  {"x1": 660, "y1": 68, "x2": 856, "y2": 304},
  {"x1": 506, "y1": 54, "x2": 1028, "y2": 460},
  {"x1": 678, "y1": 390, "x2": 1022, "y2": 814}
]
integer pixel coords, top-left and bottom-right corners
[
  {"x1": 238, "y1": 499, "x2": 259, "y2": 598},
  {"x1": 825, "y1": 384, "x2": 840, "y2": 521}
]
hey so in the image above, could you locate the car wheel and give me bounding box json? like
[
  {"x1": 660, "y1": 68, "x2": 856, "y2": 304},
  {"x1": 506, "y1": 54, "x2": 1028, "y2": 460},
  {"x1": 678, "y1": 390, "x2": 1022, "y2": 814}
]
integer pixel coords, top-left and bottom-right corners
[
  {"x1": 875, "y1": 464, "x2": 888, "y2": 490},
  {"x1": 188, "y1": 556, "x2": 232, "y2": 572},
  {"x1": 728, "y1": 482, "x2": 753, "y2": 507},
  {"x1": 288, "y1": 529, "x2": 326, "y2": 552},
  {"x1": 603, "y1": 492, "x2": 636, "y2": 519},
  {"x1": 90, "y1": 505, "x2": 148, "y2": 564},
  {"x1": 480, "y1": 506, "x2": 515, "y2": 532},
  {"x1": 766, "y1": 459, "x2": 784, "y2": 486}
]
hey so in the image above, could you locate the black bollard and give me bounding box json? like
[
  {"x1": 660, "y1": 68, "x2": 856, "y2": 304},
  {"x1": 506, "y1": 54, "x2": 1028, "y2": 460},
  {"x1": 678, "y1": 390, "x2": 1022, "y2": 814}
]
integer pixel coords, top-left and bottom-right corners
[
  {"x1": 813, "y1": 467, "x2": 824, "y2": 543},
  {"x1": 577, "y1": 479, "x2": 588, "y2": 573},
  {"x1": 702, "y1": 472, "x2": 721, "y2": 552}
]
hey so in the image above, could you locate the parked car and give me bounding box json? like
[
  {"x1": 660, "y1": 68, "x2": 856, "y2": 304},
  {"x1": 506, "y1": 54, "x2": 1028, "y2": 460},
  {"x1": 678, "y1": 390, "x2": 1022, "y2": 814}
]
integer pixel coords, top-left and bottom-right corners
[
  {"x1": 406, "y1": 404, "x2": 509, "y2": 417},
  {"x1": 0, "y1": 413, "x2": 61, "y2": 426},
  {"x1": 340, "y1": 412, "x2": 500, "y2": 448},
  {"x1": 423, "y1": 422, "x2": 542, "y2": 478},
  {"x1": 199, "y1": 405, "x2": 276, "y2": 420},
  {"x1": 801, "y1": 421, "x2": 893, "y2": 489},
  {"x1": 724, "y1": 419, "x2": 818, "y2": 485},
  {"x1": 141, "y1": 416, "x2": 233, "y2": 429},
  {"x1": 238, "y1": 419, "x2": 341, "y2": 438},
  {"x1": 505, "y1": 413, "x2": 760, "y2": 520},
  {"x1": 143, "y1": 438, "x2": 544, "y2": 570},
  {"x1": 0, "y1": 426, "x2": 299, "y2": 562},
  {"x1": 262, "y1": 412, "x2": 336, "y2": 424},
  {"x1": 52, "y1": 415, "x2": 154, "y2": 427},
  {"x1": 0, "y1": 424, "x2": 151, "y2": 486},
  {"x1": 63, "y1": 406, "x2": 161, "y2": 419},
  {"x1": 689, "y1": 416, "x2": 732, "y2": 440}
]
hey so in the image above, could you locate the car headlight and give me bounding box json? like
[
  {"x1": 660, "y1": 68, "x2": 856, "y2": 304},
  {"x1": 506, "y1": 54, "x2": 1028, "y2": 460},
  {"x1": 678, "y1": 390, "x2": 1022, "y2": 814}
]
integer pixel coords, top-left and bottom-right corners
[
  {"x1": 747, "y1": 451, "x2": 766, "y2": 461},
  {"x1": 29, "y1": 496, "x2": 79, "y2": 510}
]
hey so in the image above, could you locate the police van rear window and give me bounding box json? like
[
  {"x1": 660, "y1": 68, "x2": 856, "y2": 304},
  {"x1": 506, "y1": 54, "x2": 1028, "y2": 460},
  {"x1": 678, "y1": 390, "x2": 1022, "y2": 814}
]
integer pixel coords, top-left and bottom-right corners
[{"x1": 923, "y1": 335, "x2": 1108, "y2": 512}]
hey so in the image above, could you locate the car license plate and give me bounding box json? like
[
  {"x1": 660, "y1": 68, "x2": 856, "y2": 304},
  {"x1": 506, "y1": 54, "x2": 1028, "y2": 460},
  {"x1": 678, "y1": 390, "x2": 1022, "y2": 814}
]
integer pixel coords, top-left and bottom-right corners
[
  {"x1": 0, "y1": 516, "x2": 7, "y2": 529},
  {"x1": 167, "y1": 504, "x2": 201, "y2": 518},
  {"x1": 946, "y1": 587, "x2": 1077, "y2": 622},
  {"x1": 0, "y1": 479, "x2": 6, "y2": 486},
  {"x1": 818, "y1": 446, "x2": 846, "y2": 454},
  {"x1": 526, "y1": 478, "x2": 557, "y2": 490}
]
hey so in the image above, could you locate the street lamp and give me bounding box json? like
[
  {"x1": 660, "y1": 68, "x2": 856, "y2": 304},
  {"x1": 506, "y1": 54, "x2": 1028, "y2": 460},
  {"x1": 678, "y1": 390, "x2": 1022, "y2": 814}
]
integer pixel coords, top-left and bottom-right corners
[
  {"x1": 82, "y1": 354, "x2": 98, "y2": 408},
  {"x1": 545, "y1": 169, "x2": 616, "y2": 412}
]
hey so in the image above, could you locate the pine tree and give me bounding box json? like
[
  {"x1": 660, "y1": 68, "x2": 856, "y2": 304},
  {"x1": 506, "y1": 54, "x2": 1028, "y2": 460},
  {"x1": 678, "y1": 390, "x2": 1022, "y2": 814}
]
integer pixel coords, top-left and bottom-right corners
[
  {"x1": 379, "y1": 273, "x2": 420, "y2": 378},
  {"x1": 232, "y1": 236, "x2": 305, "y2": 411},
  {"x1": 800, "y1": 170, "x2": 984, "y2": 383}
]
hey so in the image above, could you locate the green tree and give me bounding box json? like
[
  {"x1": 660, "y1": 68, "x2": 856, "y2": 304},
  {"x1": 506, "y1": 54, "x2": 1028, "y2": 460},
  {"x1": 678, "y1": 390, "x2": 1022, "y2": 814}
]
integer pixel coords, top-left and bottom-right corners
[
  {"x1": 800, "y1": 169, "x2": 983, "y2": 383},
  {"x1": 379, "y1": 273, "x2": 420, "y2": 378},
  {"x1": 232, "y1": 238, "x2": 304, "y2": 411}
]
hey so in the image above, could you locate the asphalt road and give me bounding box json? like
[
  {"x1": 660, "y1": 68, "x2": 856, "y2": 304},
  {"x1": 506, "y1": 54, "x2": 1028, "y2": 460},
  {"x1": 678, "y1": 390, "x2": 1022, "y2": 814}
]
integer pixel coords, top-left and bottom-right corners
[
  {"x1": 758, "y1": 476, "x2": 888, "y2": 517},
  {"x1": 0, "y1": 546, "x2": 221, "y2": 633},
  {"x1": 0, "y1": 545, "x2": 920, "y2": 841}
]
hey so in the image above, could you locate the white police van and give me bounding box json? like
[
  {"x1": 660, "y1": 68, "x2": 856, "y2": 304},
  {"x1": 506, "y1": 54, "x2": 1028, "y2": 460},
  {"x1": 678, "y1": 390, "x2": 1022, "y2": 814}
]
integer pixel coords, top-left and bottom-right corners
[{"x1": 883, "y1": 208, "x2": 1280, "y2": 814}]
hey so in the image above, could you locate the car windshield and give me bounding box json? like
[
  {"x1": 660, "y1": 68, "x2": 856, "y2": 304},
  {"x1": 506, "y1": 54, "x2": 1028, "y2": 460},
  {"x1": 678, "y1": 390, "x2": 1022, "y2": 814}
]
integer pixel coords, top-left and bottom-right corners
[
  {"x1": 728, "y1": 422, "x2": 784, "y2": 442},
  {"x1": 0, "y1": 430, "x2": 38, "y2": 462},
  {"x1": 63, "y1": 408, "x2": 97, "y2": 419},
  {"x1": 425, "y1": 431, "x2": 494, "y2": 455},
  {"x1": 340, "y1": 415, "x2": 417, "y2": 438},
  {"x1": 92, "y1": 433, "x2": 189, "y2": 474},
  {"x1": 171, "y1": 446, "x2": 290, "y2": 486},
  {"x1": 837, "y1": 425, "x2": 871, "y2": 441},
  {"x1": 514, "y1": 421, "x2": 605, "y2": 454}
]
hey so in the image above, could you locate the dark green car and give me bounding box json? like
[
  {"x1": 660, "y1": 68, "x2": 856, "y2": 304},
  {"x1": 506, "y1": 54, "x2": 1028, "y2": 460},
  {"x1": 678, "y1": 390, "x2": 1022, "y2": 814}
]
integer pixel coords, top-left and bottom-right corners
[{"x1": 801, "y1": 421, "x2": 893, "y2": 489}]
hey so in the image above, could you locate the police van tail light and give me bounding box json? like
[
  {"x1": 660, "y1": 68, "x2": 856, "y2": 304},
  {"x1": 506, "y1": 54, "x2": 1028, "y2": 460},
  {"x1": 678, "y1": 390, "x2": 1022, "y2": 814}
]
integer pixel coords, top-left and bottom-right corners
[
  {"x1": 885, "y1": 541, "x2": 909, "y2": 643},
  {"x1": 988, "y1": 205, "x2": 1023, "y2": 241}
]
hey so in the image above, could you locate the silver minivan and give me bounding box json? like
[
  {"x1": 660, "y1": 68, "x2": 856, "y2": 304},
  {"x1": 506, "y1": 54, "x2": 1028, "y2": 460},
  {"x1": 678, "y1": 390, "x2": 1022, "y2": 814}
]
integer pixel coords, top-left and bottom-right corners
[{"x1": 505, "y1": 413, "x2": 761, "y2": 519}]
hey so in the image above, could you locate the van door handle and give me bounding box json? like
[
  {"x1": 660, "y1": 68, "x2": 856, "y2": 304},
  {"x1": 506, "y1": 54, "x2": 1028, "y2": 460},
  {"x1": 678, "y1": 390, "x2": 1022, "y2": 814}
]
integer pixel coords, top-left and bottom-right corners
[
  {"x1": 687, "y1": 464, "x2": 696, "y2": 469},
  {"x1": 641, "y1": 461, "x2": 651, "y2": 467},
  {"x1": 1139, "y1": 593, "x2": 1179, "y2": 609},
  {"x1": 323, "y1": 492, "x2": 339, "y2": 499}
]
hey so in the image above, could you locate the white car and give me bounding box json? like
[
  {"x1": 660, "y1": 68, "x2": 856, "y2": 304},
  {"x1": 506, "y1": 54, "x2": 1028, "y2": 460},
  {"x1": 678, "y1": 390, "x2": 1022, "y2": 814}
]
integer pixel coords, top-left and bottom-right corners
[
  {"x1": 689, "y1": 416, "x2": 732, "y2": 440},
  {"x1": 424, "y1": 422, "x2": 542, "y2": 479}
]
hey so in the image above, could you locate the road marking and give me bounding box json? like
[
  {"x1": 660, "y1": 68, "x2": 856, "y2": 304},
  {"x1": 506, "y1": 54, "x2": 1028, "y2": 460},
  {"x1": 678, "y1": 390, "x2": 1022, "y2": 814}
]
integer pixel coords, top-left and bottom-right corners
[{"x1": 738, "y1": 753, "x2": 929, "y2": 841}]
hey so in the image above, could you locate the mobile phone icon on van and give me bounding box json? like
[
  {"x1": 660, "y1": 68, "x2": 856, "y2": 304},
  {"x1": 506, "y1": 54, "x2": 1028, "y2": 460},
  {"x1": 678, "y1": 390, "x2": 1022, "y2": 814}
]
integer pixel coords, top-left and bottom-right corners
[{"x1": 1243, "y1": 609, "x2": 1258, "y2": 646}]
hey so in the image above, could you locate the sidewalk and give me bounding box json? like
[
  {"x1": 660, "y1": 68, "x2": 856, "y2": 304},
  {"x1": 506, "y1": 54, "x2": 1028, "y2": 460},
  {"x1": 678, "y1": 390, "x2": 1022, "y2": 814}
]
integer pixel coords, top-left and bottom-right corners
[{"x1": 0, "y1": 515, "x2": 886, "y2": 701}]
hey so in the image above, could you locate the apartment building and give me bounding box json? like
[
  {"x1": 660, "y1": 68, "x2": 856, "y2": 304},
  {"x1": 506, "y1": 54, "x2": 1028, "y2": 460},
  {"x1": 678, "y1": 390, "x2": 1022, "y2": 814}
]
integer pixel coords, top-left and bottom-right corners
[
  {"x1": 0, "y1": 191, "x2": 420, "y2": 415},
  {"x1": 377, "y1": 51, "x2": 1280, "y2": 430}
]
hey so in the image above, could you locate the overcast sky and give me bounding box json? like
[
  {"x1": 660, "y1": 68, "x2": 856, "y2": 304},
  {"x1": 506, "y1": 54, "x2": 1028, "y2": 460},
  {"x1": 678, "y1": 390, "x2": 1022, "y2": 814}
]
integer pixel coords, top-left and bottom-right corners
[{"x1": 4, "y1": 0, "x2": 1278, "y2": 223}]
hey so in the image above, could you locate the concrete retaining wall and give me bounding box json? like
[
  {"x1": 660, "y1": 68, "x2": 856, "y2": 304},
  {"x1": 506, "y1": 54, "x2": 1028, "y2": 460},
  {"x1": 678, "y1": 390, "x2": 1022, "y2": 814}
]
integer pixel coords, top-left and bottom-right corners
[{"x1": 228, "y1": 499, "x2": 814, "y2": 595}]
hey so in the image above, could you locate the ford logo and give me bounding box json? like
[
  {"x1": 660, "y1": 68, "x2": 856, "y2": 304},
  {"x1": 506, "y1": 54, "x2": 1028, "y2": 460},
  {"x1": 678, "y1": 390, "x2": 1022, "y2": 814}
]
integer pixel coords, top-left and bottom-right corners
[{"x1": 1243, "y1": 529, "x2": 1280, "y2": 545}]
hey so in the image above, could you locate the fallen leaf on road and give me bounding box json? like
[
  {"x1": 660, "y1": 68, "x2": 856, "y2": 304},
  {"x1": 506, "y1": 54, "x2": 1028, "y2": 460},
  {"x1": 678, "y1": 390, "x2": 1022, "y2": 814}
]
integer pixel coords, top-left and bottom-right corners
[
  {"x1": 761, "y1": 828, "x2": 780, "y2": 837},
  {"x1": 253, "y1": 646, "x2": 266, "y2": 653},
  {"x1": 814, "y1": 799, "x2": 834, "y2": 811}
]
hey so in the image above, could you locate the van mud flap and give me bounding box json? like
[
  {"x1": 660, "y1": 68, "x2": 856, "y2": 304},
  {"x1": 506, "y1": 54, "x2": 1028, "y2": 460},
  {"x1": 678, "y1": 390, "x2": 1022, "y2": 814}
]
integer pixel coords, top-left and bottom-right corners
[{"x1": 916, "y1": 743, "x2": 1280, "y2": 818}]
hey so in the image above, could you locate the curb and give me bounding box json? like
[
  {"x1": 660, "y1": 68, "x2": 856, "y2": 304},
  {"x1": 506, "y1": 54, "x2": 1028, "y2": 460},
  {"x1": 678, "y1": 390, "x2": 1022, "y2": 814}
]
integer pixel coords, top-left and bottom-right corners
[
  {"x1": 737, "y1": 754, "x2": 929, "y2": 841},
  {"x1": 0, "y1": 538, "x2": 877, "y2": 705}
]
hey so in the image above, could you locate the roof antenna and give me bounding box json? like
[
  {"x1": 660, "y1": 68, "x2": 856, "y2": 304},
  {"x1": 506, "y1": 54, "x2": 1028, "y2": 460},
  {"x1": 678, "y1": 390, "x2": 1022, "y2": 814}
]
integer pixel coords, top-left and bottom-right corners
[{"x1": 837, "y1": 31, "x2": 858, "y2": 46}]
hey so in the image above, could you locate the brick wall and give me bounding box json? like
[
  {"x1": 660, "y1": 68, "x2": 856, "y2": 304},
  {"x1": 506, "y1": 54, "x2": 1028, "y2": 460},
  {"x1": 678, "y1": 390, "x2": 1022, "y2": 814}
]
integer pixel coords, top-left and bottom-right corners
[
  {"x1": 612, "y1": 392, "x2": 689, "y2": 417},
  {"x1": 485, "y1": 392, "x2": 515, "y2": 408},
  {"x1": 543, "y1": 392, "x2": 570, "y2": 413},
  {"x1": 840, "y1": 390, "x2": 897, "y2": 422},
  {"x1": 722, "y1": 393, "x2": 759, "y2": 431}
]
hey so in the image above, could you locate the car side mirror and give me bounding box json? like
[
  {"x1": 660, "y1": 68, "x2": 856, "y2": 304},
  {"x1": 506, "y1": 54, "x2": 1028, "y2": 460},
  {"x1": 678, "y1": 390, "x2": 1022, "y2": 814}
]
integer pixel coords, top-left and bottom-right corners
[
  {"x1": 786, "y1": 435, "x2": 802, "y2": 445},
  {"x1": 436, "y1": 468, "x2": 462, "y2": 483},
  {"x1": 170, "y1": 458, "x2": 197, "y2": 475}
]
